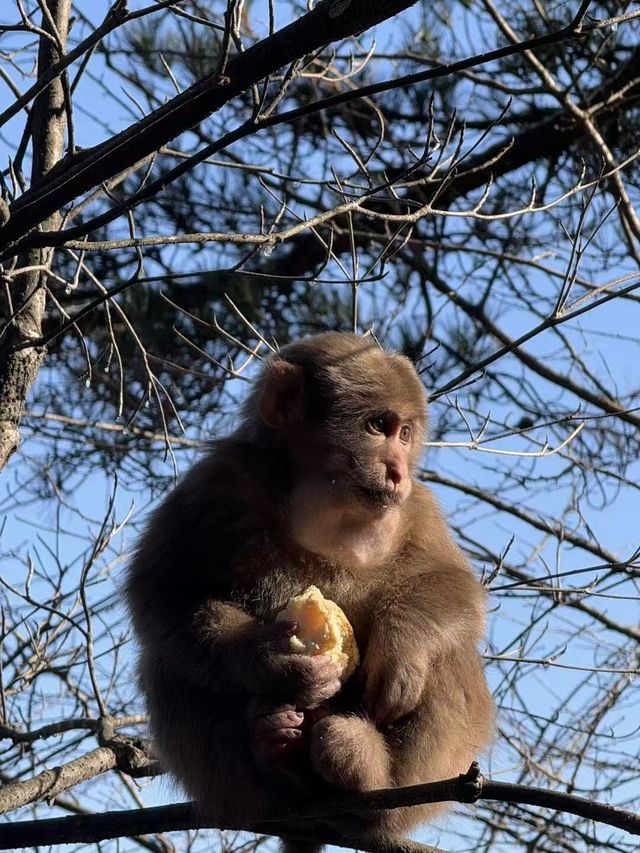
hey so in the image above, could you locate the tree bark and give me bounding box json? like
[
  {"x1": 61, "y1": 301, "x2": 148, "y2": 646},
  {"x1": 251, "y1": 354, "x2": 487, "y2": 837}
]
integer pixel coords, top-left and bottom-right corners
[{"x1": 0, "y1": 0, "x2": 71, "y2": 469}]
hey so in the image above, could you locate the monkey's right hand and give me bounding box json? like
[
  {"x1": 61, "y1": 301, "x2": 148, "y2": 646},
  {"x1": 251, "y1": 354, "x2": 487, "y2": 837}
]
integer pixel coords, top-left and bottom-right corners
[{"x1": 252, "y1": 621, "x2": 345, "y2": 707}]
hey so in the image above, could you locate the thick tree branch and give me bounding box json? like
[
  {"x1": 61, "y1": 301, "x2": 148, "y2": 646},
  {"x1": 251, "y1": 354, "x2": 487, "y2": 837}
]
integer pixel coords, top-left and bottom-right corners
[
  {"x1": 0, "y1": 0, "x2": 420, "y2": 251},
  {"x1": 1, "y1": 2, "x2": 628, "y2": 257},
  {"x1": 0, "y1": 802, "x2": 444, "y2": 853},
  {"x1": 0, "y1": 748, "x2": 118, "y2": 816},
  {"x1": 0, "y1": 764, "x2": 637, "y2": 850},
  {"x1": 0, "y1": 738, "x2": 159, "y2": 815}
]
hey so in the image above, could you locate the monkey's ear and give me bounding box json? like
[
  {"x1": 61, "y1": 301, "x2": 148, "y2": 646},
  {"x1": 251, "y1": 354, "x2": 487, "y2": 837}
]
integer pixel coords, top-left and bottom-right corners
[{"x1": 258, "y1": 359, "x2": 304, "y2": 429}]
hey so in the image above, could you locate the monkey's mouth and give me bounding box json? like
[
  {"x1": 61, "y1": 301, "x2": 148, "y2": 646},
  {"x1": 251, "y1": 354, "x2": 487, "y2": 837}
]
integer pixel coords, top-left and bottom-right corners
[{"x1": 355, "y1": 484, "x2": 403, "y2": 509}]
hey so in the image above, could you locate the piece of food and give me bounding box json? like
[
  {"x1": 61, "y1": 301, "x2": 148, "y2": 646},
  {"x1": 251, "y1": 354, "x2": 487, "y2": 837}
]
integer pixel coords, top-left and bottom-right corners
[{"x1": 276, "y1": 585, "x2": 359, "y2": 681}]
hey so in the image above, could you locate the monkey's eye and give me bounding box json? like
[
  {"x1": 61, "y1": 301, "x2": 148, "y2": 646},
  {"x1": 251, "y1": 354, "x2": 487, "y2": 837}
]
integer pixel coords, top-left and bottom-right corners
[
  {"x1": 400, "y1": 424, "x2": 412, "y2": 442},
  {"x1": 366, "y1": 416, "x2": 387, "y2": 435}
]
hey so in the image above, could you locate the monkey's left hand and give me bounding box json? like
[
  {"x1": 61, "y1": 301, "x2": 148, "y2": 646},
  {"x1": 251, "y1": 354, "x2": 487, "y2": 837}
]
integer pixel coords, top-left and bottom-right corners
[{"x1": 361, "y1": 637, "x2": 428, "y2": 726}]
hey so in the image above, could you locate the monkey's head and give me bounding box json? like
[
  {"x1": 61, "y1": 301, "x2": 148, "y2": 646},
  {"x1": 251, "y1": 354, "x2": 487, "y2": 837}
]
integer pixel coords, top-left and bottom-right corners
[{"x1": 247, "y1": 333, "x2": 426, "y2": 542}]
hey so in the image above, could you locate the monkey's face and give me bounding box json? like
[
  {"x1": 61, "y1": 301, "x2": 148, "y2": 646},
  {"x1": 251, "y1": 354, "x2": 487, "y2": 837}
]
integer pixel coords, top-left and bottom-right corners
[
  {"x1": 285, "y1": 403, "x2": 419, "y2": 519},
  {"x1": 346, "y1": 410, "x2": 417, "y2": 508},
  {"x1": 254, "y1": 334, "x2": 427, "y2": 563}
]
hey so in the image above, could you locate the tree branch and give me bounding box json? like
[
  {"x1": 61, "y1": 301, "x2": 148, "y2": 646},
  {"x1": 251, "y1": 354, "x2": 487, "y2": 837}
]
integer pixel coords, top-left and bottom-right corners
[
  {"x1": 0, "y1": 764, "x2": 637, "y2": 849},
  {"x1": 0, "y1": 0, "x2": 420, "y2": 251},
  {"x1": 272, "y1": 44, "x2": 640, "y2": 282},
  {"x1": 3, "y1": 2, "x2": 634, "y2": 256},
  {"x1": 0, "y1": 738, "x2": 159, "y2": 815},
  {"x1": 0, "y1": 1, "x2": 185, "y2": 130}
]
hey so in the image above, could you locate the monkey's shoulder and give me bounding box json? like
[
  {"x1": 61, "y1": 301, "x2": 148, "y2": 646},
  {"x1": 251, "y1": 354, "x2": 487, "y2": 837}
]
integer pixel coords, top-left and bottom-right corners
[
  {"x1": 401, "y1": 482, "x2": 476, "y2": 576},
  {"x1": 150, "y1": 438, "x2": 284, "y2": 537},
  {"x1": 127, "y1": 440, "x2": 287, "y2": 608}
]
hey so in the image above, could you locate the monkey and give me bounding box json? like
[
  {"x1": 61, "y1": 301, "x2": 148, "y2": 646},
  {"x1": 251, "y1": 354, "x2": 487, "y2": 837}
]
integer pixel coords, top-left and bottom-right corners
[{"x1": 124, "y1": 332, "x2": 494, "y2": 850}]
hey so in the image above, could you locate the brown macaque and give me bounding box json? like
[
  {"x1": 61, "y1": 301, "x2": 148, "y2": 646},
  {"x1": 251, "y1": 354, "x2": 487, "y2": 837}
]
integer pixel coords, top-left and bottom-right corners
[{"x1": 125, "y1": 332, "x2": 494, "y2": 850}]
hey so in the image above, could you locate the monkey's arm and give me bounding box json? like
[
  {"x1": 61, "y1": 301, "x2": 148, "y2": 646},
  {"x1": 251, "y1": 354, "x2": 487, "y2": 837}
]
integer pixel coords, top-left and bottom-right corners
[
  {"x1": 129, "y1": 560, "x2": 344, "y2": 703},
  {"x1": 192, "y1": 599, "x2": 343, "y2": 703},
  {"x1": 126, "y1": 452, "x2": 267, "y2": 693},
  {"x1": 127, "y1": 448, "x2": 343, "y2": 702},
  {"x1": 130, "y1": 582, "x2": 344, "y2": 703}
]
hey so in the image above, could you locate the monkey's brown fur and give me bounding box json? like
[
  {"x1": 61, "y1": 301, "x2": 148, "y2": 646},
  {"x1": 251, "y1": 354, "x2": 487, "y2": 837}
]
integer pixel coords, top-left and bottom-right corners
[{"x1": 125, "y1": 332, "x2": 493, "y2": 847}]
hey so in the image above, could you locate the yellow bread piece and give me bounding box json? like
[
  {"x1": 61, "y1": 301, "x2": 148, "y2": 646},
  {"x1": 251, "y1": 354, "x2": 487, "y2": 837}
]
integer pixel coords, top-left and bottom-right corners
[{"x1": 276, "y1": 585, "x2": 359, "y2": 681}]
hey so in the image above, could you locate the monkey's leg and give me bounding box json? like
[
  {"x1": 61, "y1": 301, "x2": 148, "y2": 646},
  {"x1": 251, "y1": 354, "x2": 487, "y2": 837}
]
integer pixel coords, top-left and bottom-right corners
[{"x1": 309, "y1": 714, "x2": 391, "y2": 791}]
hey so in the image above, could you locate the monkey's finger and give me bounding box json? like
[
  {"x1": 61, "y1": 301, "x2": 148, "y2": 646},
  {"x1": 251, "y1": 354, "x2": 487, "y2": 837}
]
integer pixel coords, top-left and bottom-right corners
[
  {"x1": 258, "y1": 724, "x2": 305, "y2": 744},
  {"x1": 299, "y1": 677, "x2": 343, "y2": 708},
  {"x1": 300, "y1": 653, "x2": 343, "y2": 677},
  {"x1": 254, "y1": 709, "x2": 305, "y2": 733},
  {"x1": 282, "y1": 652, "x2": 336, "y2": 680},
  {"x1": 320, "y1": 678, "x2": 343, "y2": 699},
  {"x1": 253, "y1": 725, "x2": 303, "y2": 762}
]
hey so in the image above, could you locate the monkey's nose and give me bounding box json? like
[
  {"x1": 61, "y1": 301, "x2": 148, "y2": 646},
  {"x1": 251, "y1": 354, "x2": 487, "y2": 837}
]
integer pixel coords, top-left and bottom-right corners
[{"x1": 385, "y1": 463, "x2": 403, "y2": 489}]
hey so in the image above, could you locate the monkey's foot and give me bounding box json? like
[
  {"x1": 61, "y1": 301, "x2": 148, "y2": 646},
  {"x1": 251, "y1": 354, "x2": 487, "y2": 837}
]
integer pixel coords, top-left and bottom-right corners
[
  {"x1": 250, "y1": 704, "x2": 305, "y2": 767},
  {"x1": 309, "y1": 715, "x2": 391, "y2": 791}
]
